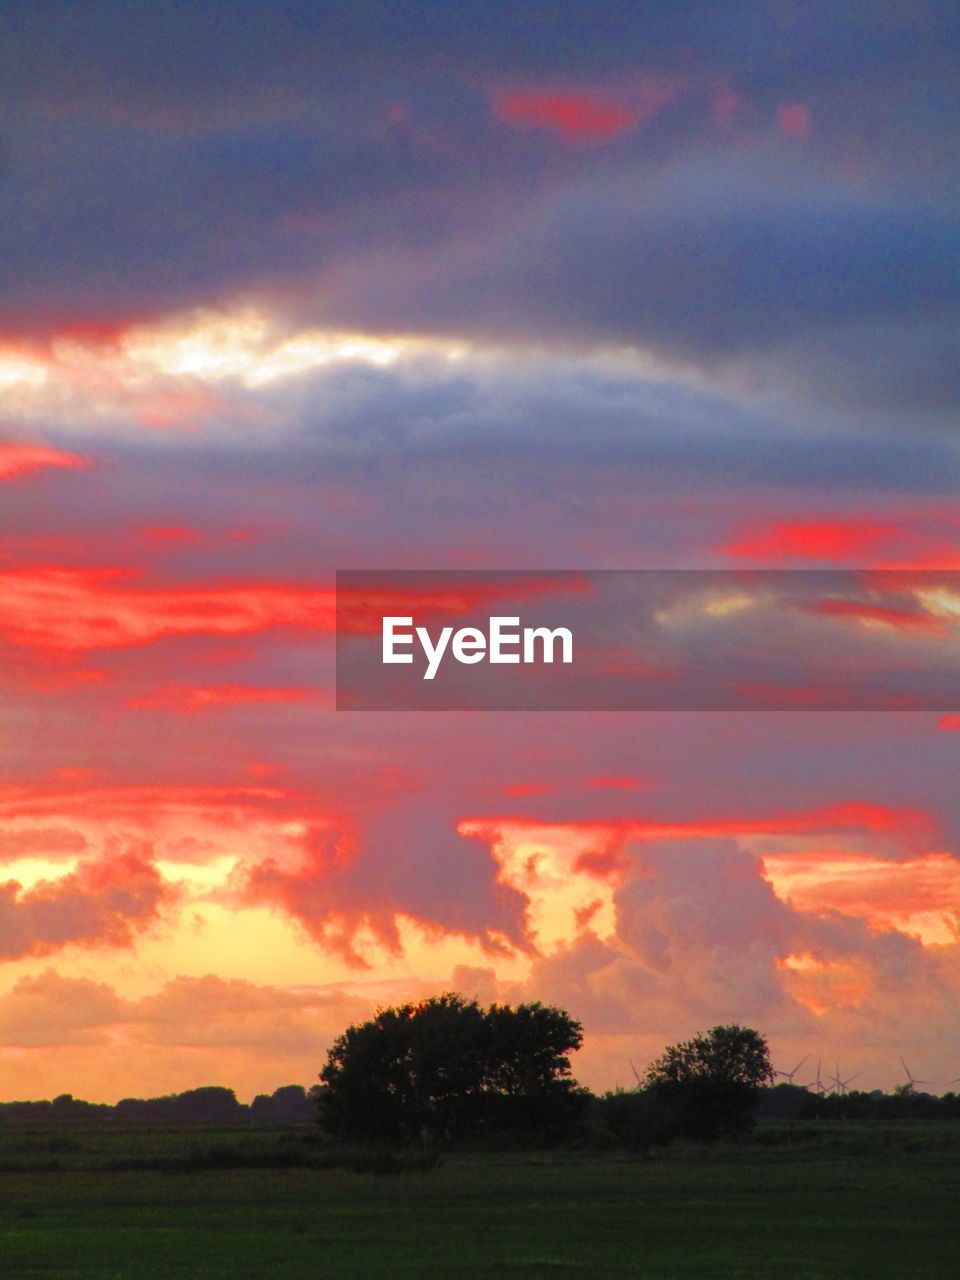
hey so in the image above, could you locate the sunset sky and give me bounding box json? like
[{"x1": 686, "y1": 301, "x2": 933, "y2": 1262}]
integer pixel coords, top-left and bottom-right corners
[{"x1": 1, "y1": 1, "x2": 958, "y2": 1102}]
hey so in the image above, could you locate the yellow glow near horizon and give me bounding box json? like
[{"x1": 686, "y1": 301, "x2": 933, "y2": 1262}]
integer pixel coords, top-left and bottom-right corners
[{"x1": 0, "y1": 892, "x2": 531, "y2": 1007}]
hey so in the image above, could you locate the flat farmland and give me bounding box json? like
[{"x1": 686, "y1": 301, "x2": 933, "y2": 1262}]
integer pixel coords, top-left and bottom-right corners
[{"x1": 0, "y1": 1129, "x2": 958, "y2": 1279}]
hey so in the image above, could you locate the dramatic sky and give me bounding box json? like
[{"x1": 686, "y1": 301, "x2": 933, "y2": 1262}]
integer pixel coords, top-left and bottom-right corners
[{"x1": 1, "y1": 0, "x2": 958, "y2": 1102}]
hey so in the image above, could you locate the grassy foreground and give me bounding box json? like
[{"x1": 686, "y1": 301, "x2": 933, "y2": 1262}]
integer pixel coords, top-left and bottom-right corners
[{"x1": 1, "y1": 1132, "x2": 958, "y2": 1279}]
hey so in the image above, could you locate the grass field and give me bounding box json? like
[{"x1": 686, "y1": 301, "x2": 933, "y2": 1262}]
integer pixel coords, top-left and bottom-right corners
[{"x1": 1, "y1": 1127, "x2": 958, "y2": 1279}]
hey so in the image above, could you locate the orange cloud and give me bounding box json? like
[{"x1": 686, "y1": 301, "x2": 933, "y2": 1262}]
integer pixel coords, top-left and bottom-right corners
[
  {"x1": 775, "y1": 952, "x2": 868, "y2": 1015},
  {"x1": 0, "y1": 565, "x2": 335, "y2": 651},
  {"x1": 0, "y1": 970, "x2": 127, "y2": 1046},
  {"x1": 763, "y1": 850, "x2": 960, "y2": 943},
  {"x1": 0, "y1": 850, "x2": 172, "y2": 959},
  {"x1": 0, "y1": 442, "x2": 89, "y2": 480}
]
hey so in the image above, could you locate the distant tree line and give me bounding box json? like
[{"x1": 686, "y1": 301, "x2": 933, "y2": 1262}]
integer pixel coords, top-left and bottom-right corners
[
  {"x1": 0, "y1": 1084, "x2": 317, "y2": 1127},
  {"x1": 757, "y1": 1082, "x2": 960, "y2": 1123},
  {"x1": 5, "y1": 997, "x2": 960, "y2": 1146}
]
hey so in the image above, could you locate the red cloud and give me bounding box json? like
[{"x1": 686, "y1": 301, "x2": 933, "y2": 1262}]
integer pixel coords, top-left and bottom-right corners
[
  {"x1": 138, "y1": 525, "x2": 205, "y2": 546},
  {"x1": 0, "y1": 565, "x2": 336, "y2": 651},
  {"x1": 470, "y1": 800, "x2": 936, "y2": 850},
  {"x1": 720, "y1": 514, "x2": 960, "y2": 569},
  {"x1": 799, "y1": 598, "x2": 947, "y2": 637},
  {"x1": 0, "y1": 827, "x2": 88, "y2": 860},
  {"x1": 494, "y1": 90, "x2": 641, "y2": 142},
  {"x1": 0, "y1": 782, "x2": 293, "y2": 820},
  {"x1": 21, "y1": 666, "x2": 112, "y2": 695},
  {"x1": 708, "y1": 82, "x2": 742, "y2": 128},
  {"x1": 721, "y1": 518, "x2": 905, "y2": 562},
  {"x1": 337, "y1": 574, "x2": 590, "y2": 635},
  {"x1": 128, "y1": 683, "x2": 322, "y2": 712},
  {"x1": 939, "y1": 714, "x2": 960, "y2": 731},
  {"x1": 586, "y1": 776, "x2": 650, "y2": 791},
  {"x1": 777, "y1": 102, "x2": 813, "y2": 137},
  {"x1": 732, "y1": 680, "x2": 859, "y2": 708},
  {"x1": 590, "y1": 646, "x2": 680, "y2": 682},
  {"x1": 0, "y1": 442, "x2": 89, "y2": 480}
]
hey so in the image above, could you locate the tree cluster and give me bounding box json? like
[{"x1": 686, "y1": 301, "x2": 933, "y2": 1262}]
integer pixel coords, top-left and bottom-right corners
[
  {"x1": 642, "y1": 1023, "x2": 776, "y2": 1141},
  {"x1": 318, "y1": 992, "x2": 587, "y2": 1143},
  {"x1": 594, "y1": 1026, "x2": 775, "y2": 1151}
]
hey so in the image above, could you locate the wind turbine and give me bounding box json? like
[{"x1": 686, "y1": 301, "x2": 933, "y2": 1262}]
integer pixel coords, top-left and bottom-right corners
[
  {"x1": 899, "y1": 1058, "x2": 931, "y2": 1092},
  {"x1": 828, "y1": 1063, "x2": 859, "y2": 1095},
  {"x1": 628, "y1": 1060, "x2": 642, "y2": 1088},
  {"x1": 774, "y1": 1054, "x2": 810, "y2": 1085}
]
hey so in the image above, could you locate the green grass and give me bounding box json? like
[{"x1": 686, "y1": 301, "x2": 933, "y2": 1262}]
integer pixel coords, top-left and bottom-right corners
[{"x1": 0, "y1": 1133, "x2": 958, "y2": 1278}]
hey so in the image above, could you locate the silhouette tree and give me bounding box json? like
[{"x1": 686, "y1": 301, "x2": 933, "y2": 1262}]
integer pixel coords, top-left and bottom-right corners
[
  {"x1": 644, "y1": 1024, "x2": 775, "y2": 1141},
  {"x1": 250, "y1": 1084, "x2": 313, "y2": 1124},
  {"x1": 319, "y1": 992, "x2": 586, "y2": 1142}
]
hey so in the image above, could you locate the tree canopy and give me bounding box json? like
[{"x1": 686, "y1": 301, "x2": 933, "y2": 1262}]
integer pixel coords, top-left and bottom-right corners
[
  {"x1": 318, "y1": 993, "x2": 586, "y2": 1142},
  {"x1": 643, "y1": 1024, "x2": 775, "y2": 1141}
]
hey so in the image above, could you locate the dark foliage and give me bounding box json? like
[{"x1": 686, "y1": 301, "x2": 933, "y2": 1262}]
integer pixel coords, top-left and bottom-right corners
[
  {"x1": 318, "y1": 992, "x2": 587, "y2": 1143},
  {"x1": 594, "y1": 1088, "x2": 676, "y2": 1154},
  {"x1": 250, "y1": 1084, "x2": 315, "y2": 1125},
  {"x1": 114, "y1": 1086, "x2": 243, "y2": 1125},
  {"x1": 643, "y1": 1024, "x2": 775, "y2": 1142}
]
